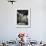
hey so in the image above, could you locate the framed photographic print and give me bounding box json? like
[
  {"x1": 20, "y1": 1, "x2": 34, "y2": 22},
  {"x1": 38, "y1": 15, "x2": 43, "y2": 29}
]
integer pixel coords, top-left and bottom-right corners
[{"x1": 16, "y1": 8, "x2": 31, "y2": 28}]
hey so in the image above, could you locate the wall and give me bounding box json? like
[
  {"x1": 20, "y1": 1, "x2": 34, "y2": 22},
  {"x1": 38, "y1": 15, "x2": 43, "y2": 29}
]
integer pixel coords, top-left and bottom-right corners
[{"x1": 0, "y1": 0, "x2": 46, "y2": 42}]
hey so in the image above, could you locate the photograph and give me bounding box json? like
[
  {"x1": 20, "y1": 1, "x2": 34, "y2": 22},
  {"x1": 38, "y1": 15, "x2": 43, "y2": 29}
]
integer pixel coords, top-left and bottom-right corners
[
  {"x1": 17, "y1": 10, "x2": 28, "y2": 25},
  {"x1": 16, "y1": 8, "x2": 31, "y2": 28}
]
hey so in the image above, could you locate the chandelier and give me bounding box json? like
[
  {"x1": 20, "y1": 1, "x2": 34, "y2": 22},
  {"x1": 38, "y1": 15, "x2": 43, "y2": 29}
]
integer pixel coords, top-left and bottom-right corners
[{"x1": 8, "y1": 0, "x2": 16, "y2": 4}]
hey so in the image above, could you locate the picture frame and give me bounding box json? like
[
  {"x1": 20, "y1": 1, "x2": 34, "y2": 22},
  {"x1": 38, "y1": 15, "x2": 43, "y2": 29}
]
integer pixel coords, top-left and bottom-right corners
[{"x1": 16, "y1": 8, "x2": 31, "y2": 28}]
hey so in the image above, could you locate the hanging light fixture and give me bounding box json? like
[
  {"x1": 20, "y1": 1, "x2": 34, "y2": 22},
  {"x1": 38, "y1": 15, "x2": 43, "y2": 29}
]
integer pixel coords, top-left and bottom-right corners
[{"x1": 8, "y1": 0, "x2": 16, "y2": 4}]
